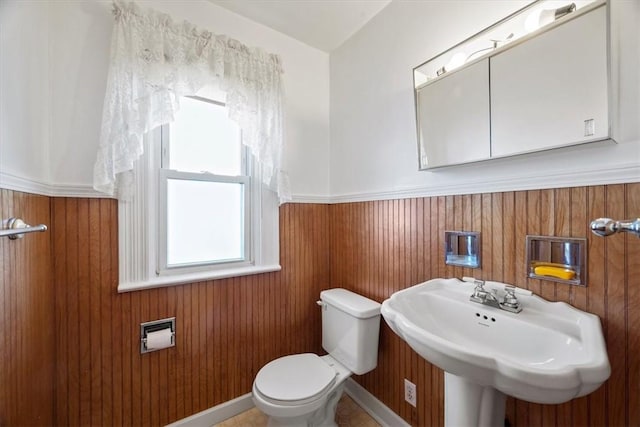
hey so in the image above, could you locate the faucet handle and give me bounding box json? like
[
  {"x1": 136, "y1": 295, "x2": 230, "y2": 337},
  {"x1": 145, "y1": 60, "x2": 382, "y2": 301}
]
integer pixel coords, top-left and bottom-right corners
[
  {"x1": 503, "y1": 285, "x2": 517, "y2": 300},
  {"x1": 472, "y1": 280, "x2": 486, "y2": 297},
  {"x1": 473, "y1": 279, "x2": 486, "y2": 289},
  {"x1": 501, "y1": 286, "x2": 521, "y2": 311},
  {"x1": 469, "y1": 279, "x2": 485, "y2": 302}
]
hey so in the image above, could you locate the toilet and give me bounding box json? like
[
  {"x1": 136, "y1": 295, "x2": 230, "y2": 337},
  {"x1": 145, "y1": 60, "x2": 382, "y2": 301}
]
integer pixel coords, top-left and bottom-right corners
[{"x1": 252, "y1": 288, "x2": 381, "y2": 427}]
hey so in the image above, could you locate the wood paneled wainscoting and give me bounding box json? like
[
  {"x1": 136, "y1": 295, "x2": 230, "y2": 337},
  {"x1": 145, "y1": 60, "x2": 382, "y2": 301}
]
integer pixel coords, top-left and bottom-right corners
[
  {"x1": 330, "y1": 183, "x2": 640, "y2": 427},
  {"x1": 2, "y1": 184, "x2": 639, "y2": 427},
  {"x1": 50, "y1": 200, "x2": 330, "y2": 426}
]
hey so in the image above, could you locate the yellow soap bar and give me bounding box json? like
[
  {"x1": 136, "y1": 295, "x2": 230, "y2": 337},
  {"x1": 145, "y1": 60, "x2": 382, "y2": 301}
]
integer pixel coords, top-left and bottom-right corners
[{"x1": 534, "y1": 266, "x2": 576, "y2": 280}]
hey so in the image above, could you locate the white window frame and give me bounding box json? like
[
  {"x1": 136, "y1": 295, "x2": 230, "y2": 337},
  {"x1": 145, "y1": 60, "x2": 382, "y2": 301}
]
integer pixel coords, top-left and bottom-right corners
[
  {"x1": 157, "y1": 169, "x2": 252, "y2": 274},
  {"x1": 117, "y1": 98, "x2": 281, "y2": 293}
]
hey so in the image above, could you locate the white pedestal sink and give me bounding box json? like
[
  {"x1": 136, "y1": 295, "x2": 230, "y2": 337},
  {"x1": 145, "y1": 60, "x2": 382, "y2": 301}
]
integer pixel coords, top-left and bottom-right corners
[{"x1": 381, "y1": 278, "x2": 610, "y2": 427}]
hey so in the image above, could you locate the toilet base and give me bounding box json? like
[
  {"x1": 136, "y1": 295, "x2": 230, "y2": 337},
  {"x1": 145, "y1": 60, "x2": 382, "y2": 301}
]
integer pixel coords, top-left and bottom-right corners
[{"x1": 259, "y1": 383, "x2": 345, "y2": 427}]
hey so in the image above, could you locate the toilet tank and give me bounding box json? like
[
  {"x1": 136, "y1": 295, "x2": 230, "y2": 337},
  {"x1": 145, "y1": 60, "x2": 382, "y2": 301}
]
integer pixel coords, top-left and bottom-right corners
[{"x1": 320, "y1": 289, "x2": 381, "y2": 375}]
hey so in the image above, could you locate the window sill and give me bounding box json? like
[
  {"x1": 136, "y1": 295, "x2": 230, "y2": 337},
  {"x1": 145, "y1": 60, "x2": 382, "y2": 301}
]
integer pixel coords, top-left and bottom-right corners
[{"x1": 117, "y1": 264, "x2": 282, "y2": 293}]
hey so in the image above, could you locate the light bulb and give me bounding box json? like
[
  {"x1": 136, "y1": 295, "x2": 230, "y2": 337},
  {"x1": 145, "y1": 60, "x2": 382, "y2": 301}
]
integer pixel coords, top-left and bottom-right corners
[
  {"x1": 525, "y1": 8, "x2": 554, "y2": 33},
  {"x1": 525, "y1": 3, "x2": 576, "y2": 33},
  {"x1": 445, "y1": 52, "x2": 467, "y2": 72}
]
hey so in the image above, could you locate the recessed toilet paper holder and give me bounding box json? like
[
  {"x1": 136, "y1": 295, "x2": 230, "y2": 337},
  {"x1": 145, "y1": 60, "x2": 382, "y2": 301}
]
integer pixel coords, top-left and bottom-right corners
[{"x1": 140, "y1": 317, "x2": 176, "y2": 354}]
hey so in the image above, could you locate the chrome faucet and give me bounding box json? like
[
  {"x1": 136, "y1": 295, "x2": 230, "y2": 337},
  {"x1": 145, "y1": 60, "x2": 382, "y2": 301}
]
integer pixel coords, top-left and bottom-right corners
[{"x1": 469, "y1": 280, "x2": 522, "y2": 313}]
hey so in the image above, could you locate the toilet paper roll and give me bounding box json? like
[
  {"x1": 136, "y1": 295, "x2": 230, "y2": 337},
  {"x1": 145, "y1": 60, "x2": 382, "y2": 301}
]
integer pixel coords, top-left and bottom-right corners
[{"x1": 145, "y1": 328, "x2": 173, "y2": 350}]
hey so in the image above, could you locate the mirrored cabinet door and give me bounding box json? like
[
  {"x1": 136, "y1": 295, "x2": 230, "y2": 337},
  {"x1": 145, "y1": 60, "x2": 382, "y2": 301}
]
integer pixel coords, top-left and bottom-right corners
[
  {"x1": 416, "y1": 58, "x2": 491, "y2": 168},
  {"x1": 490, "y1": 5, "x2": 608, "y2": 157}
]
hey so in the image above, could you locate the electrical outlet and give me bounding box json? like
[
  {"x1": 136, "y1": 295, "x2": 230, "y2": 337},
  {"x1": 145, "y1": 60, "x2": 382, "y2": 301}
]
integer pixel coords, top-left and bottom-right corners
[{"x1": 404, "y1": 378, "x2": 417, "y2": 407}]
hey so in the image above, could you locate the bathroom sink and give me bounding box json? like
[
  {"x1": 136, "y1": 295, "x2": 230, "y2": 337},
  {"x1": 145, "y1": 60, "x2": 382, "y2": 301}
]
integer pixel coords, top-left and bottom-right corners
[{"x1": 382, "y1": 277, "x2": 610, "y2": 421}]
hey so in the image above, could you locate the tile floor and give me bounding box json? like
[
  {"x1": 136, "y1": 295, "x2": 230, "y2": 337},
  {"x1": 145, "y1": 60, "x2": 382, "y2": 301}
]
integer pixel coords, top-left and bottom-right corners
[{"x1": 214, "y1": 394, "x2": 381, "y2": 427}]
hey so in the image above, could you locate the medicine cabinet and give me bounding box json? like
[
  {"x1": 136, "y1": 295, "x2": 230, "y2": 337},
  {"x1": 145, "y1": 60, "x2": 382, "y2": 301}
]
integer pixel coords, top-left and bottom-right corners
[
  {"x1": 416, "y1": 60, "x2": 490, "y2": 167},
  {"x1": 414, "y1": 0, "x2": 611, "y2": 170}
]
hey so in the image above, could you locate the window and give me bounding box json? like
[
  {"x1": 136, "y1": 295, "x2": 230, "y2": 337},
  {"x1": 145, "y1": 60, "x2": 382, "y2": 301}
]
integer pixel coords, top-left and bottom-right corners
[
  {"x1": 117, "y1": 95, "x2": 280, "y2": 292},
  {"x1": 159, "y1": 96, "x2": 250, "y2": 274}
]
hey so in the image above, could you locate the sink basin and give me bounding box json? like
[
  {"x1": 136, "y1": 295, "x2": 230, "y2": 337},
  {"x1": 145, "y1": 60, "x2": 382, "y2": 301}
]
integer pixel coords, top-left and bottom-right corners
[{"x1": 382, "y1": 278, "x2": 610, "y2": 426}]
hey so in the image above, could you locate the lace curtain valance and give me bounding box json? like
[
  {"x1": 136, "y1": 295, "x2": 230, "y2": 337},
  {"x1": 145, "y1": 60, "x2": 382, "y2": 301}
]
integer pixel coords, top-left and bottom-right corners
[{"x1": 94, "y1": 1, "x2": 291, "y2": 203}]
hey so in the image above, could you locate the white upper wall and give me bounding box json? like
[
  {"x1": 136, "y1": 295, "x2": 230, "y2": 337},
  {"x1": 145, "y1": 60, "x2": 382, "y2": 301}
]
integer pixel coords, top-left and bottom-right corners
[
  {"x1": 0, "y1": 2, "x2": 51, "y2": 187},
  {"x1": 2, "y1": 1, "x2": 638, "y2": 202},
  {"x1": 330, "y1": 0, "x2": 640, "y2": 200},
  {"x1": 1, "y1": 0, "x2": 331, "y2": 199}
]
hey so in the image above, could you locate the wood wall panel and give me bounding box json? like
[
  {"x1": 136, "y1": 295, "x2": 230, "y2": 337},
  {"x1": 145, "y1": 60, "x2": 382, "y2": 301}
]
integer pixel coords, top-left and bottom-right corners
[
  {"x1": 329, "y1": 183, "x2": 640, "y2": 427},
  {"x1": 51, "y1": 200, "x2": 330, "y2": 426},
  {"x1": 0, "y1": 190, "x2": 54, "y2": 426},
  {"x1": 2, "y1": 183, "x2": 639, "y2": 427}
]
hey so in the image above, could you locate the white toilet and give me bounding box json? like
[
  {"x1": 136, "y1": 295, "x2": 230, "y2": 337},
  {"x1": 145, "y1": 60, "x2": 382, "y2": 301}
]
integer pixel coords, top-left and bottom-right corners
[{"x1": 252, "y1": 288, "x2": 381, "y2": 427}]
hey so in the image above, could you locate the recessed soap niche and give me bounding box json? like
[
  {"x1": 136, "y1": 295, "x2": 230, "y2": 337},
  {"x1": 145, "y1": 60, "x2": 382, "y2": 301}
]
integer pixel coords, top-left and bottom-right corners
[
  {"x1": 445, "y1": 231, "x2": 480, "y2": 268},
  {"x1": 526, "y1": 235, "x2": 587, "y2": 286}
]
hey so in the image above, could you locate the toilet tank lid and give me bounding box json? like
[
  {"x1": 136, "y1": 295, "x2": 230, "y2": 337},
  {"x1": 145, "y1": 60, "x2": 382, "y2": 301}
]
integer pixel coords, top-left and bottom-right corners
[{"x1": 320, "y1": 289, "x2": 381, "y2": 318}]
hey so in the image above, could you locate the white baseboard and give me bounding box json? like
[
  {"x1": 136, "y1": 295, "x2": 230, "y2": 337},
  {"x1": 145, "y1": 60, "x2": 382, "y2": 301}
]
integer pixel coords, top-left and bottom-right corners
[
  {"x1": 165, "y1": 392, "x2": 254, "y2": 427},
  {"x1": 344, "y1": 378, "x2": 410, "y2": 427},
  {"x1": 166, "y1": 380, "x2": 406, "y2": 427}
]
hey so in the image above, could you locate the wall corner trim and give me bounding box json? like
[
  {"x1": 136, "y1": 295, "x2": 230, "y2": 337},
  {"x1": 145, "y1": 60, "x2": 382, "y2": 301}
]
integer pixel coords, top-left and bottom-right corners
[
  {"x1": 0, "y1": 171, "x2": 108, "y2": 198},
  {"x1": 3, "y1": 162, "x2": 639, "y2": 204},
  {"x1": 329, "y1": 162, "x2": 640, "y2": 203},
  {"x1": 290, "y1": 194, "x2": 332, "y2": 204}
]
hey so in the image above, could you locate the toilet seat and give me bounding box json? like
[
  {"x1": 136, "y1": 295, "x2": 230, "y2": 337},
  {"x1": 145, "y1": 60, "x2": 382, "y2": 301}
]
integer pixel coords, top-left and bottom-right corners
[{"x1": 254, "y1": 353, "x2": 337, "y2": 406}]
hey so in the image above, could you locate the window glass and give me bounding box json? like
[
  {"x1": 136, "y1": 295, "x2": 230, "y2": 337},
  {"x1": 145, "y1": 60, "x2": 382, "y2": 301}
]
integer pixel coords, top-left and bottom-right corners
[
  {"x1": 166, "y1": 178, "x2": 244, "y2": 266},
  {"x1": 168, "y1": 97, "x2": 242, "y2": 175}
]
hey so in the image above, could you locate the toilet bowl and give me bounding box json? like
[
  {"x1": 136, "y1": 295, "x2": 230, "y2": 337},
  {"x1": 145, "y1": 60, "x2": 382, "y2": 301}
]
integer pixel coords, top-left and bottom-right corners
[
  {"x1": 252, "y1": 353, "x2": 350, "y2": 426},
  {"x1": 251, "y1": 288, "x2": 382, "y2": 427}
]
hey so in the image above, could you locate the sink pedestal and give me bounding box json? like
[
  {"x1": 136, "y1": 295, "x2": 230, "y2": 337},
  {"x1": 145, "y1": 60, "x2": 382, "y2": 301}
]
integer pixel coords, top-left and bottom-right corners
[{"x1": 445, "y1": 373, "x2": 506, "y2": 427}]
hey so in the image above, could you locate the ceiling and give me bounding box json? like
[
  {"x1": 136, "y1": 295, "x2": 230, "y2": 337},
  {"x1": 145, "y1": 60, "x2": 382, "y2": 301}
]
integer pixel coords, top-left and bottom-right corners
[{"x1": 209, "y1": 0, "x2": 392, "y2": 52}]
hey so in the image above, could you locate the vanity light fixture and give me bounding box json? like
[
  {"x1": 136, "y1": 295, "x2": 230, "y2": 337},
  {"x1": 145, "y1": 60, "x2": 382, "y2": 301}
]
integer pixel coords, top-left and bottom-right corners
[{"x1": 415, "y1": 0, "x2": 590, "y2": 83}]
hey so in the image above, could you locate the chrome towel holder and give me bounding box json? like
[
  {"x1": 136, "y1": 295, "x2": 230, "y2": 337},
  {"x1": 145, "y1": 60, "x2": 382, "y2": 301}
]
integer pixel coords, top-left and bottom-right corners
[
  {"x1": 0, "y1": 217, "x2": 48, "y2": 240},
  {"x1": 590, "y1": 217, "x2": 640, "y2": 238}
]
